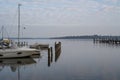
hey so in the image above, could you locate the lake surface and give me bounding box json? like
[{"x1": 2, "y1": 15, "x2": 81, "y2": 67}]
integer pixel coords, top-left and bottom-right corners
[{"x1": 0, "y1": 39, "x2": 120, "y2": 80}]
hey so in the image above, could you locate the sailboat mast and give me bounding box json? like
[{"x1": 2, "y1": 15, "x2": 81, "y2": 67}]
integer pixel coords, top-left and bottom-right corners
[
  {"x1": 2, "y1": 26, "x2": 4, "y2": 40},
  {"x1": 18, "y1": 4, "x2": 21, "y2": 46}
]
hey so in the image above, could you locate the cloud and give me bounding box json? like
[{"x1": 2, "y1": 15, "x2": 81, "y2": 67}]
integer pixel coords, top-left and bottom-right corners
[
  {"x1": 105, "y1": 0, "x2": 118, "y2": 3},
  {"x1": 0, "y1": 0, "x2": 120, "y2": 37},
  {"x1": 0, "y1": 0, "x2": 120, "y2": 25}
]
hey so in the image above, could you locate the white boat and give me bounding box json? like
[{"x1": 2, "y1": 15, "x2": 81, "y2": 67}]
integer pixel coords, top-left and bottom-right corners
[
  {"x1": 0, "y1": 4, "x2": 40, "y2": 58},
  {"x1": 0, "y1": 35, "x2": 40, "y2": 58},
  {"x1": 0, "y1": 47, "x2": 40, "y2": 58},
  {"x1": 0, "y1": 35, "x2": 39, "y2": 58}
]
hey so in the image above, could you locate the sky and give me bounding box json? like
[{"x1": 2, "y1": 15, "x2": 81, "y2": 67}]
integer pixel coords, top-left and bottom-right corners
[{"x1": 0, "y1": 0, "x2": 120, "y2": 37}]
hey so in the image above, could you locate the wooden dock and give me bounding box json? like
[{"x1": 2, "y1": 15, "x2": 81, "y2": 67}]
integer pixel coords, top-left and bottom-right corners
[
  {"x1": 94, "y1": 37, "x2": 120, "y2": 44},
  {"x1": 29, "y1": 43, "x2": 49, "y2": 50}
]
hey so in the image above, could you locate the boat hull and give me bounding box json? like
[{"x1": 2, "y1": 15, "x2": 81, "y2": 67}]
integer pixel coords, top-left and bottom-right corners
[
  {"x1": 0, "y1": 51, "x2": 32, "y2": 59},
  {"x1": 0, "y1": 47, "x2": 40, "y2": 58}
]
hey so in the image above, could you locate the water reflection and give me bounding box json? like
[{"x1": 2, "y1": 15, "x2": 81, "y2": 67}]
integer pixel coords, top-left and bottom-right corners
[
  {"x1": 2, "y1": 39, "x2": 120, "y2": 80},
  {"x1": 0, "y1": 57, "x2": 37, "y2": 80},
  {"x1": 0, "y1": 41, "x2": 62, "y2": 80},
  {"x1": 0, "y1": 57, "x2": 37, "y2": 72}
]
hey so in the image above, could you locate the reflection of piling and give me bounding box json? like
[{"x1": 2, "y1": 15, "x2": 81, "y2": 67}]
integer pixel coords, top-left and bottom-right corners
[{"x1": 55, "y1": 42, "x2": 61, "y2": 62}]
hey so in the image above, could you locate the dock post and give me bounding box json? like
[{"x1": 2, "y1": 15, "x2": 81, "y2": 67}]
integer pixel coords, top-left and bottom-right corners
[
  {"x1": 50, "y1": 47, "x2": 53, "y2": 62},
  {"x1": 55, "y1": 42, "x2": 61, "y2": 62},
  {"x1": 48, "y1": 48, "x2": 51, "y2": 67}
]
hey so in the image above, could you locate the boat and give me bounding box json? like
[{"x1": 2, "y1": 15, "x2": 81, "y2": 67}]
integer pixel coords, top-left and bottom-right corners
[
  {"x1": 0, "y1": 4, "x2": 40, "y2": 58},
  {"x1": 0, "y1": 47, "x2": 39, "y2": 58},
  {"x1": 0, "y1": 26, "x2": 11, "y2": 49}
]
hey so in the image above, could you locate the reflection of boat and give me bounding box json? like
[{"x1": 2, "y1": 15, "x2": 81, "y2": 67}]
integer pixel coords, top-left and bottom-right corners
[
  {"x1": 0, "y1": 57, "x2": 36, "y2": 72},
  {"x1": 31, "y1": 54, "x2": 41, "y2": 58},
  {"x1": 0, "y1": 57, "x2": 36, "y2": 80},
  {"x1": 0, "y1": 57, "x2": 36, "y2": 66}
]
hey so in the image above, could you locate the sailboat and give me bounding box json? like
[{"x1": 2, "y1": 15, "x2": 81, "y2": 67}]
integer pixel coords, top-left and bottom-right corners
[
  {"x1": 0, "y1": 26, "x2": 10, "y2": 49},
  {"x1": 0, "y1": 4, "x2": 40, "y2": 58}
]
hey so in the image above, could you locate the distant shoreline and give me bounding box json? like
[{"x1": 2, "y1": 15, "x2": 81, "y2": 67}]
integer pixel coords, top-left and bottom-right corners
[
  {"x1": 50, "y1": 35, "x2": 120, "y2": 39},
  {"x1": 5, "y1": 35, "x2": 120, "y2": 40}
]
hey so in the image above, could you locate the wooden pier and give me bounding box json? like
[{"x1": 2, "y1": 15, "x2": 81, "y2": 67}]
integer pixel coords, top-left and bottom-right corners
[
  {"x1": 29, "y1": 43, "x2": 49, "y2": 50},
  {"x1": 94, "y1": 37, "x2": 120, "y2": 44}
]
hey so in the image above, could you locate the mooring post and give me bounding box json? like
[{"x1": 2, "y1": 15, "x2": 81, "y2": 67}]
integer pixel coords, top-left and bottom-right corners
[
  {"x1": 54, "y1": 42, "x2": 62, "y2": 62},
  {"x1": 50, "y1": 47, "x2": 53, "y2": 62},
  {"x1": 48, "y1": 48, "x2": 51, "y2": 67}
]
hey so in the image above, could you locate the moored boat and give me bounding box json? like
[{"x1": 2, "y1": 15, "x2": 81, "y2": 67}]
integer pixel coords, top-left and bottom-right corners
[{"x1": 0, "y1": 4, "x2": 40, "y2": 59}]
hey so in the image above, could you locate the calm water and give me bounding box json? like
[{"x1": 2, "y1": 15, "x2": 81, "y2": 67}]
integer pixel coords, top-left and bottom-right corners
[{"x1": 0, "y1": 39, "x2": 120, "y2": 80}]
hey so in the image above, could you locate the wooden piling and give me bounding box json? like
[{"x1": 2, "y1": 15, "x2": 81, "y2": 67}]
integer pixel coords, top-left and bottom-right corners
[
  {"x1": 48, "y1": 48, "x2": 51, "y2": 67},
  {"x1": 55, "y1": 42, "x2": 61, "y2": 62},
  {"x1": 50, "y1": 47, "x2": 53, "y2": 62}
]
